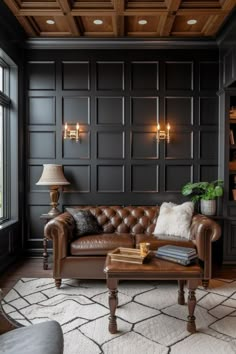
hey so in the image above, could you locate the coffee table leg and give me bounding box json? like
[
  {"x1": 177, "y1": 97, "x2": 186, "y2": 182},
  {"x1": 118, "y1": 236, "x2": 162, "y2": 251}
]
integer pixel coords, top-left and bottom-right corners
[
  {"x1": 178, "y1": 280, "x2": 185, "y2": 305},
  {"x1": 186, "y1": 279, "x2": 198, "y2": 333},
  {"x1": 107, "y1": 278, "x2": 118, "y2": 334}
]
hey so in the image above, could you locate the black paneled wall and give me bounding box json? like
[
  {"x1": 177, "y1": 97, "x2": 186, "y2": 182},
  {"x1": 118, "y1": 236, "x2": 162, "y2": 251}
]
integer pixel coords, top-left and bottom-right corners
[{"x1": 26, "y1": 49, "x2": 219, "y2": 252}]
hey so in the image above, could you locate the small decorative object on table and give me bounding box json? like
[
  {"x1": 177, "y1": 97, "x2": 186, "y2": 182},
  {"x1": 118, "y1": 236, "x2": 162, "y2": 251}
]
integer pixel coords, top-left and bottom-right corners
[
  {"x1": 139, "y1": 242, "x2": 150, "y2": 257},
  {"x1": 156, "y1": 245, "x2": 198, "y2": 266},
  {"x1": 108, "y1": 247, "x2": 150, "y2": 264}
]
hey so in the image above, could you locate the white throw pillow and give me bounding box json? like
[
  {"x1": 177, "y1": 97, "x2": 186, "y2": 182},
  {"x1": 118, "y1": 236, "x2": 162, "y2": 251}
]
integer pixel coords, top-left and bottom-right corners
[{"x1": 153, "y1": 201, "x2": 194, "y2": 240}]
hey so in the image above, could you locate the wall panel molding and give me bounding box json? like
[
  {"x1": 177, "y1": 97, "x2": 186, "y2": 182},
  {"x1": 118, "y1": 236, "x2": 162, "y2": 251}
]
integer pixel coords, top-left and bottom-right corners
[{"x1": 25, "y1": 48, "x2": 219, "y2": 251}]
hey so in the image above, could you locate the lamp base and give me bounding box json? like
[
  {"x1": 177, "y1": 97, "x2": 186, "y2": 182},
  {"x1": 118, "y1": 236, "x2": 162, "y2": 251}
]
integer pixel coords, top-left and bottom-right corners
[
  {"x1": 48, "y1": 186, "x2": 61, "y2": 216},
  {"x1": 47, "y1": 207, "x2": 61, "y2": 216}
]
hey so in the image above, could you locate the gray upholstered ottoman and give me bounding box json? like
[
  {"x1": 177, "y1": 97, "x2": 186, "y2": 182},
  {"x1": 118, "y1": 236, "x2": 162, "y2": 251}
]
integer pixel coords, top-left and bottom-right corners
[{"x1": 0, "y1": 320, "x2": 63, "y2": 354}]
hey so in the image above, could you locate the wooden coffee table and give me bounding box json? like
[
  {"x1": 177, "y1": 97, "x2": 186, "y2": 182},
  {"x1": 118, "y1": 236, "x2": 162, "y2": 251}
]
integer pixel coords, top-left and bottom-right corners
[{"x1": 104, "y1": 252, "x2": 203, "y2": 334}]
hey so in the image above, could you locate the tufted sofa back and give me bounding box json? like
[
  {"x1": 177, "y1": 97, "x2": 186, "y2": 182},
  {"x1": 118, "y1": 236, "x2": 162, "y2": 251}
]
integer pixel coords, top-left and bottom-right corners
[{"x1": 75, "y1": 205, "x2": 160, "y2": 234}]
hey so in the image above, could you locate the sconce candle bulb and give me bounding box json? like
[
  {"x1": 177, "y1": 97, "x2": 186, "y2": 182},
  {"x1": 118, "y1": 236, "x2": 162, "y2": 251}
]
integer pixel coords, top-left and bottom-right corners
[
  {"x1": 64, "y1": 122, "x2": 68, "y2": 139},
  {"x1": 64, "y1": 122, "x2": 81, "y2": 143},
  {"x1": 76, "y1": 123, "x2": 80, "y2": 142},
  {"x1": 156, "y1": 123, "x2": 171, "y2": 143}
]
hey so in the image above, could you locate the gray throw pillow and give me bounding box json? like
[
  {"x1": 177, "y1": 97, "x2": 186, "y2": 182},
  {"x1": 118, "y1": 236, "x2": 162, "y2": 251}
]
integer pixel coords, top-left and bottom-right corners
[{"x1": 66, "y1": 208, "x2": 102, "y2": 236}]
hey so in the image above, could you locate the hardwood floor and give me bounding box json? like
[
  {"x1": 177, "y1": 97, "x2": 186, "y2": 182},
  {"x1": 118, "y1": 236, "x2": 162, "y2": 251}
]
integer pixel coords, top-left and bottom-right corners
[
  {"x1": 0, "y1": 258, "x2": 52, "y2": 297},
  {"x1": 0, "y1": 257, "x2": 236, "y2": 297}
]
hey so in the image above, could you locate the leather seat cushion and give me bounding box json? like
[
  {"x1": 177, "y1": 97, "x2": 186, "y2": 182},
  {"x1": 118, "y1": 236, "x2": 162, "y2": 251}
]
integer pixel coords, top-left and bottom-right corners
[
  {"x1": 0, "y1": 321, "x2": 63, "y2": 354},
  {"x1": 135, "y1": 234, "x2": 195, "y2": 250},
  {"x1": 70, "y1": 233, "x2": 135, "y2": 256}
]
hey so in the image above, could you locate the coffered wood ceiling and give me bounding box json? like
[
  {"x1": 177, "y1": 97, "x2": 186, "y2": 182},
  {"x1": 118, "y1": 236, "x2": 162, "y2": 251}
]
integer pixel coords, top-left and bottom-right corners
[{"x1": 3, "y1": 0, "x2": 236, "y2": 38}]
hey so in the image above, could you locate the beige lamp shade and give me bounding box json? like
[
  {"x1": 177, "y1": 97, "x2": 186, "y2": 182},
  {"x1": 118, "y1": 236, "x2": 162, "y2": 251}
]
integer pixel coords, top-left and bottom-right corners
[
  {"x1": 36, "y1": 164, "x2": 70, "y2": 215},
  {"x1": 36, "y1": 164, "x2": 70, "y2": 186}
]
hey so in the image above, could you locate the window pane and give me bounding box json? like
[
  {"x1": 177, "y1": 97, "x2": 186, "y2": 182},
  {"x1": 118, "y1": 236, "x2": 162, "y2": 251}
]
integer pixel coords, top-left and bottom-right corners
[
  {"x1": 0, "y1": 66, "x2": 2, "y2": 92},
  {"x1": 0, "y1": 105, "x2": 3, "y2": 218}
]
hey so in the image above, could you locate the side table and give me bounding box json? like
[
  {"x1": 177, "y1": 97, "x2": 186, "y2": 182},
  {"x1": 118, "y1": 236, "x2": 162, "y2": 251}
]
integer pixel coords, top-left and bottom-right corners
[{"x1": 40, "y1": 213, "x2": 60, "y2": 270}]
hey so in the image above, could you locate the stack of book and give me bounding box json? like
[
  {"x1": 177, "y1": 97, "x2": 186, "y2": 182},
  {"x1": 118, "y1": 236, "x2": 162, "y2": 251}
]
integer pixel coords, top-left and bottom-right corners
[{"x1": 156, "y1": 245, "x2": 198, "y2": 265}]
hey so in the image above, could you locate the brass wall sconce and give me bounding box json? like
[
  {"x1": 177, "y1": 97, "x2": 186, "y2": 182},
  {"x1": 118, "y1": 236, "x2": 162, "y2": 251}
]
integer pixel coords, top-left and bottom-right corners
[
  {"x1": 156, "y1": 123, "x2": 170, "y2": 143},
  {"x1": 64, "y1": 122, "x2": 81, "y2": 142}
]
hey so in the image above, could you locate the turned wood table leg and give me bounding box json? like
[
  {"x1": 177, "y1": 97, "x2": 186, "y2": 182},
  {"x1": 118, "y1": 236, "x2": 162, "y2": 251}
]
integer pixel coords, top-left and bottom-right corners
[
  {"x1": 178, "y1": 280, "x2": 185, "y2": 305},
  {"x1": 107, "y1": 278, "x2": 118, "y2": 334},
  {"x1": 55, "y1": 279, "x2": 62, "y2": 289},
  {"x1": 43, "y1": 237, "x2": 48, "y2": 270},
  {"x1": 186, "y1": 279, "x2": 199, "y2": 333},
  {"x1": 202, "y1": 279, "x2": 209, "y2": 289}
]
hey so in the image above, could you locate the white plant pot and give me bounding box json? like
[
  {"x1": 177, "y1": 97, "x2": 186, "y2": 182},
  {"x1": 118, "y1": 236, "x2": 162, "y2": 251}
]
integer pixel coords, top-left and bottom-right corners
[{"x1": 200, "y1": 199, "x2": 216, "y2": 216}]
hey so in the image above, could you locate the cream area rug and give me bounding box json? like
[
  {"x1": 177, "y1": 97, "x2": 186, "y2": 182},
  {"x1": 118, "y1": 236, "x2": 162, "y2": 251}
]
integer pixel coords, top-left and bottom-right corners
[{"x1": 2, "y1": 278, "x2": 236, "y2": 354}]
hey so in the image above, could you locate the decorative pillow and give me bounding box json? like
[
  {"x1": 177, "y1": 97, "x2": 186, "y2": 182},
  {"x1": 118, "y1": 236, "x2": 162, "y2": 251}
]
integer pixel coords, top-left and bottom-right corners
[
  {"x1": 153, "y1": 202, "x2": 194, "y2": 240},
  {"x1": 66, "y1": 208, "x2": 102, "y2": 236}
]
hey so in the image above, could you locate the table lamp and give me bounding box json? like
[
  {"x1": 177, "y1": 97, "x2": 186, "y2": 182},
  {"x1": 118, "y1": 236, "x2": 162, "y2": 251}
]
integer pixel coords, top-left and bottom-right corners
[{"x1": 36, "y1": 164, "x2": 70, "y2": 216}]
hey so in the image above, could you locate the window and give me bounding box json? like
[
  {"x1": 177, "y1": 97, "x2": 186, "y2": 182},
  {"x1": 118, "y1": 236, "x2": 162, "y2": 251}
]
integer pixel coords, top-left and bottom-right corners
[
  {"x1": 0, "y1": 104, "x2": 3, "y2": 218},
  {"x1": 0, "y1": 65, "x2": 3, "y2": 91},
  {"x1": 0, "y1": 53, "x2": 18, "y2": 224}
]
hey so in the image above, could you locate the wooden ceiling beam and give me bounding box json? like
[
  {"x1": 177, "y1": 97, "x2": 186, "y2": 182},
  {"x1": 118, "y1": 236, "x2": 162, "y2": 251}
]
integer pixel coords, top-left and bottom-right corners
[
  {"x1": 127, "y1": 2, "x2": 166, "y2": 9},
  {"x1": 165, "y1": 0, "x2": 181, "y2": 11},
  {"x1": 181, "y1": 1, "x2": 221, "y2": 8},
  {"x1": 20, "y1": 2, "x2": 59, "y2": 9},
  {"x1": 65, "y1": 15, "x2": 81, "y2": 35},
  {"x1": 39, "y1": 32, "x2": 72, "y2": 37},
  {"x1": 57, "y1": 0, "x2": 80, "y2": 35},
  {"x1": 73, "y1": 2, "x2": 114, "y2": 9},
  {"x1": 127, "y1": 32, "x2": 158, "y2": 37},
  {"x1": 159, "y1": 13, "x2": 175, "y2": 36},
  {"x1": 112, "y1": 15, "x2": 124, "y2": 36},
  {"x1": 112, "y1": 0, "x2": 125, "y2": 37},
  {"x1": 27, "y1": 15, "x2": 41, "y2": 33},
  {"x1": 220, "y1": 0, "x2": 236, "y2": 11},
  {"x1": 18, "y1": 9, "x2": 63, "y2": 16},
  {"x1": 202, "y1": 14, "x2": 227, "y2": 35},
  {"x1": 124, "y1": 10, "x2": 168, "y2": 15},
  {"x1": 3, "y1": 0, "x2": 19, "y2": 14},
  {"x1": 71, "y1": 9, "x2": 116, "y2": 16},
  {"x1": 171, "y1": 31, "x2": 204, "y2": 36},
  {"x1": 16, "y1": 15, "x2": 39, "y2": 36},
  {"x1": 177, "y1": 9, "x2": 228, "y2": 15},
  {"x1": 84, "y1": 31, "x2": 114, "y2": 37},
  {"x1": 201, "y1": 15, "x2": 218, "y2": 34},
  {"x1": 56, "y1": 0, "x2": 71, "y2": 14}
]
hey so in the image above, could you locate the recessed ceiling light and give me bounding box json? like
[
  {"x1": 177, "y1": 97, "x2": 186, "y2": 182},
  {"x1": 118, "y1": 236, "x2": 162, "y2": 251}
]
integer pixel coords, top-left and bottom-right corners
[
  {"x1": 187, "y1": 19, "x2": 197, "y2": 25},
  {"x1": 138, "y1": 20, "x2": 148, "y2": 25},
  {"x1": 46, "y1": 20, "x2": 55, "y2": 25},
  {"x1": 93, "y1": 19, "x2": 103, "y2": 25}
]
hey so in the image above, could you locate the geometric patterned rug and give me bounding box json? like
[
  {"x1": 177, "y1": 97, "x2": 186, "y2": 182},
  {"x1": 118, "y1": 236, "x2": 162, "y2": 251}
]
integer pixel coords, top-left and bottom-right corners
[{"x1": 2, "y1": 278, "x2": 236, "y2": 354}]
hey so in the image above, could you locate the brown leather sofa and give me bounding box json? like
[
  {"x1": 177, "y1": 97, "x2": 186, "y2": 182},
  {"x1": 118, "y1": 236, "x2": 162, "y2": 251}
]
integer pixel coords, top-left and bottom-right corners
[{"x1": 45, "y1": 205, "x2": 221, "y2": 289}]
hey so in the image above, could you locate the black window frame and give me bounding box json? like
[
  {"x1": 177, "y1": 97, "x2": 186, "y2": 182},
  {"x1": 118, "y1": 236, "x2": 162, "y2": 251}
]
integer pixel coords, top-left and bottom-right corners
[{"x1": 0, "y1": 57, "x2": 11, "y2": 223}]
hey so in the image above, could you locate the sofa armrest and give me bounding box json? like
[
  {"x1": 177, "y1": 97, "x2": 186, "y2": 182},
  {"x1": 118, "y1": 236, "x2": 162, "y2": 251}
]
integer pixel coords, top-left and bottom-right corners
[
  {"x1": 190, "y1": 214, "x2": 221, "y2": 279},
  {"x1": 44, "y1": 212, "x2": 75, "y2": 262}
]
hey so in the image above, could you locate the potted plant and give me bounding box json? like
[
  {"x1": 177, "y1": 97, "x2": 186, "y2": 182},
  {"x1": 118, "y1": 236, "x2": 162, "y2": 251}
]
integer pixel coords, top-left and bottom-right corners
[{"x1": 181, "y1": 180, "x2": 224, "y2": 216}]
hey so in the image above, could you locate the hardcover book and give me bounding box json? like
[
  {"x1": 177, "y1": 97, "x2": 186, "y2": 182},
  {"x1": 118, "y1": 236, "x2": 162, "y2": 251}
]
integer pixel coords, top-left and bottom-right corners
[
  {"x1": 157, "y1": 245, "x2": 197, "y2": 257},
  {"x1": 155, "y1": 253, "x2": 196, "y2": 266},
  {"x1": 156, "y1": 249, "x2": 198, "y2": 261}
]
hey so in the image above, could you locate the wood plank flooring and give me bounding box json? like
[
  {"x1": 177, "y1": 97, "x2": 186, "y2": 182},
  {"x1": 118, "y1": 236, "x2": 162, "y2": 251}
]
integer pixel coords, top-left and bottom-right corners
[{"x1": 0, "y1": 258, "x2": 236, "y2": 297}]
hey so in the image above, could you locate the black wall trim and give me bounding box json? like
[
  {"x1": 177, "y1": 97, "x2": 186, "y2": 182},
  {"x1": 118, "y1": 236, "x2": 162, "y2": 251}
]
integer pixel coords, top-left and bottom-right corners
[{"x1": 25, "y1": 38, "x2": 218, "y2": 50}]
